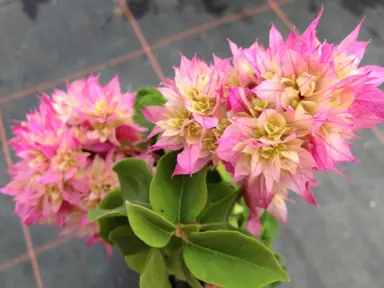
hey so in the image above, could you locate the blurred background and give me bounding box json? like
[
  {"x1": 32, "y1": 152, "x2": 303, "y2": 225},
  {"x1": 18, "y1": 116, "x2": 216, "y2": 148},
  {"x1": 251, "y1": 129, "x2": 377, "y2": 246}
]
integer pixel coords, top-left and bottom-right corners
[{"x1": 1, "y1": 0, "x2": 384, "y2": 287}]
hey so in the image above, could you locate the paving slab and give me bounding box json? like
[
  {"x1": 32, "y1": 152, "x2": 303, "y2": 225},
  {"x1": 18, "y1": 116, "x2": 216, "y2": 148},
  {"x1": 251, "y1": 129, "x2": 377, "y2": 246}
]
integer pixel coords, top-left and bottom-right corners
[
  {"x1": 0, "y1": 0, "x2": 141, "y2": 97},
  {"x1": 1, "y1": 0, "x2": 384, "y2": 287}
]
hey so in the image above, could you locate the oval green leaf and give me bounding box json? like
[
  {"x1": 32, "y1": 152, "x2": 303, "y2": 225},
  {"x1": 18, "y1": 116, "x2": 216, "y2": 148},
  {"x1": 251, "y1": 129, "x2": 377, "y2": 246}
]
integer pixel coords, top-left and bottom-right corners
[
  {"x1": 125, "y1": 249, "x2": 150, "y2": 273},
  {"x1": 140, "y1": 248, "x2": 171, "y2": 288},
  {"x1": 109, "y1": 225, "x2": 148, "y2": 255},
  {"x1": 198, "y1": 184, "x2": 238, "y2": 230},
  {"x1": 206, "y1": 183, "x2": 236, "y2": 204},
  {"x1": 150, "y1": 151, "x2": 207, "y2": 224},
  {"x1": 183, "y1": 231, "x2": 289, "y2": 288},
  {"x1": 134, "y1": 87, "x2": 165, "y2": 107},
  {"x1": 126, "y1": 201, "x2": 176, "y2": 248},
  {"x1": 88, "y1": 190, "x2": 126, "y2": 222},
  {"x1": 100, "y1": 190, "x2": 124, "y2": 208},
  {"x1": 88, "y1": 206, "x2": 126, "y2": 223},
  {"x1": 92, "y1": 190, "x2": 128, "y2": 244},
  {"x1": 113, "y1": 158, "x2": 152, "y2": 206}
]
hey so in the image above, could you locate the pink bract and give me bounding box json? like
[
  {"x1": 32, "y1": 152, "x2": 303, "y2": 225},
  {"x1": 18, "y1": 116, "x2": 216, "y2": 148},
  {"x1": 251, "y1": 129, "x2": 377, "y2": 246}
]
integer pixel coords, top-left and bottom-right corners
[
  {"x1": 1, "y1": 75, "x2": 154, "y2": 246},
  {"x1": 146, "y1": 9, "x2": 384, "y2": 235},
  {"x1": 220, "y1": 10, "x2": 384, "y2": 233},
  {"x1": 143, "y1": 54, "x2": 231, "y2": 175}
]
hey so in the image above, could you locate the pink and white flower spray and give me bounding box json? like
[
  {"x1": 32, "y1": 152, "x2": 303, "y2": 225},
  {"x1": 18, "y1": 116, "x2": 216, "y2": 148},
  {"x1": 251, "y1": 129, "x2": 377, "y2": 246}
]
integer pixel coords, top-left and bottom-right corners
[
  {"x1": 1, "y1": 76, "x2": 155, "y2": 247},
  {"x1": 144, "y1": 10, "x2": 384, "y2": 235},
  {"x1": 143, "y1": 55, "x2": 232, "y2": 175}
]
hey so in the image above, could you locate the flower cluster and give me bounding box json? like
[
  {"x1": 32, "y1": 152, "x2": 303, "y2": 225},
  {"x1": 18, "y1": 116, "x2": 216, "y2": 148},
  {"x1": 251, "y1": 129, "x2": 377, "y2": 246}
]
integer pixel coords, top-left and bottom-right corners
[
  {"x1": 3, "y1": 9, "x2": 384, "y2": 242},
  {"x1": 142, "y1": 55, "x2": 232, "y2": 175},
  {"x1": 144, "y1": 10, "x2": 384, "y2": 234},
  {"x1": 1, "y1": 76, "x2": 154, "y2": 246}
]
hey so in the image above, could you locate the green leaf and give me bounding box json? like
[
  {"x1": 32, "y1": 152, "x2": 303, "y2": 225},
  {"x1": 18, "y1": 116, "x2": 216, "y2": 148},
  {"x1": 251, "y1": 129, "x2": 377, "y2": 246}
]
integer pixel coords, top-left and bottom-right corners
[
  {"x1": 216, "y1": 162, "x2": 234, "y2": 185},
  {"x1": 140, "y1": 248, "x2": 171, "y2": 288},
  {"x1": 181, "y1": 222, "x2": 231, "y2": 231},
  {"x1": 113, "y1": 158, "x2": 152, "y2": 206},
  {"x1": 109, "y1": 225, "x2": 148, "y2": 255},
  {"x1": 163, "y1": 238, "x2": 203, "y2": 288},
  {"x1": 228, "y1": 201, "x2": 246, "y2": 230},
  {"x1": 206, "y1": 168, "x2": 222, "y2": 184},
  {"x1": 239, "y1": 197, "x2": 250, "y2": 231},
  {"x1": 182, "y1": 264, "x2": 204, "y2": 288},
  {"x1": 99, "y1": 218, "x2": 128, "y2": 244},
  {"x1": 125, "y1": 249, "x2": 150, "y2": 273},
  {"x1": 95, "y1": 190, "x2": 128, "y2": 244},
  {"x1": 180, "y1": 224, "x2": 200, "y2": 233},
  {"x1": 150, "y1": 151, "x2": 208, "y2": 224},
  {"x1": 126, "y1": 201, "x2": 176, "y2": 248},
  {"x1": 134, "y1": 87, "x2": 166, "y2": 135},
  {"x1": 260, "y1": 211, "x2": 279, "y2": 246},
  {"x1": 228, "y1": 216, "x2": 239, "y2": 229},
  {"x1": 134, "y1": 87, "x2": 166, "y2": 107},
  {"x1": 163, "y1": 238, "x2": 185, "y2": 280},
  {"x1": 88, "y1": 206, "x2": 126, "y2": 223},
  {"x1": 206, "y1": 183, "x2": 235, "y2": 204},
  {"x1": 134, "y1": 87, "x2": 164, "y2": 106},
  {"x1": 232, "y1": 202, "x2": 245, "y2": 215},
  {"x1": 264, "y1": 254, "x2": 287, "y2": 288},
  {"x1": 183, "y1": 231, "x2": 289, "y2": 288},
  {"x1": 100, "y1": 190, "x2": 124, "y2": 209},
  {"x1": 89, "y1": 190, "x2": 126, "y2": 223},
  {"x1": 198, "y1": 184, "x2": 238, "y2": 229},
  {"x1": 265, "y1": 282, "x2": 281, "y2": 288}
]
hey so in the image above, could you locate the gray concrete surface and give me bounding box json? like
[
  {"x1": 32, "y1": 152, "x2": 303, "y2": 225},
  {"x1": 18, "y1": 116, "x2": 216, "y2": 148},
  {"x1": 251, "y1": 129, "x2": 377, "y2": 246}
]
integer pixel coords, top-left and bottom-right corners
[{"x1": 0, "y1": 0, "x2": 384, "y2": 287}]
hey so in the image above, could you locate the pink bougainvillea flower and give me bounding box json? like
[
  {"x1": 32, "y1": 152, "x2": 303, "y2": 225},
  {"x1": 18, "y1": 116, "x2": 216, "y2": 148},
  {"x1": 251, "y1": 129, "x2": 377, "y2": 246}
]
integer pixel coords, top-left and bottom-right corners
[
  {"x1": 144, "y1": 101, "x2": 222, "y2": 175},
  {"x1": 1, "y1": 74, "x2": 155, "y2": 248},
  {"x1": 40, "y1": 131, "x2": 89, "y2": 184},
  {"x1": 284, "y1": 10, "x2": 384, "y2": 130},
  {"x1": 51, "y1": 75, "x2": 144, "y2": 151},
  {"x1": 171, "y1": 54, "x2": 230, "y2": 128},
  {"x1": 11, "y1": 96, "x2": 66, "y2": 165},
  {"x1": 242, "y1": 176, "x2": 289, "y2": 236},
  {"x1": 60, "y1": 209, "x2": 98, "y2": 239},
  {"x1": 51, "y1": 79, "x2": 84, "y2": 125},
  {"x1": 217, "y1": 109, "x2": 315, "y2": 194},
  {"x1": 143, "y1": 55, "x2": 231, "y2": 175},
  {"x1": 67, "y1": 150, "x2": 121, "y2": 211},
  {"x1": 227, "y1": 40, "x2": 258, "y2": 89},
  {"x1": 1, "y1": 165, "x2": 66, "y2": 225},
  {"x1": 218, "y1": 10, "x2": 384, "y2": 237},
  {"x1": 227, "y1": 86, "x2": 274, "y2": 117}
]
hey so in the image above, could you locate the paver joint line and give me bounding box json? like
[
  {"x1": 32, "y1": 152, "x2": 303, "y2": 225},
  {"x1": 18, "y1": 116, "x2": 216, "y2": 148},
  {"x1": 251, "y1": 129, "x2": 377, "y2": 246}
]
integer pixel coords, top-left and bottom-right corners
[
  {"x1": 268, "y1": 0, "x2": 299, "y2": 33},
  {"x1": 119, "y1": 0, "x2": 165, "y2": 80},
  {"x1": 0, "y1": 111, "x2": 44, "y2": 288},
  {"x1": 0, "y1": 237, "x2": 72, "y2": 273},
  {"x1": 0, "y1": 0, "x2": 295, "y2": 106}
]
